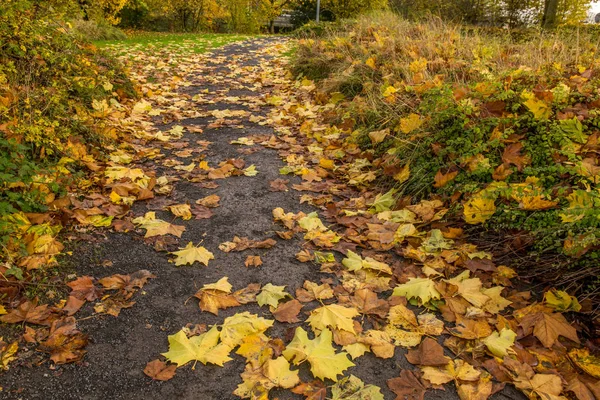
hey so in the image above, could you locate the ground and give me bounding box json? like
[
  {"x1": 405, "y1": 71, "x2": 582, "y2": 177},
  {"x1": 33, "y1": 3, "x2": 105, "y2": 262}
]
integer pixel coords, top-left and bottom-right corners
[{"x1": 0, "y1": 38, "x2": 533, "y2": 399}]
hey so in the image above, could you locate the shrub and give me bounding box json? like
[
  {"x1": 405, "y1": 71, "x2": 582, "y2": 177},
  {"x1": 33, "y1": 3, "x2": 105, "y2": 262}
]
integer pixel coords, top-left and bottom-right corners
[
  {"x1": 291, "y1": 12, "x2": 600, "y2": 301},
  {"x1": 0, "y1": 1, "x2": 136, "y2": 253},
  {"x1": 71, "y1": 19, "x2": 128, "y2": 41}
]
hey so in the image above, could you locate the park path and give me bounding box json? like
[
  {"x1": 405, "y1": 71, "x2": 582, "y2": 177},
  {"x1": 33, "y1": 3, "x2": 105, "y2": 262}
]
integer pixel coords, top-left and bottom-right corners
[{"x1": 0, "y1": 38, "x2": 526, "y2": 400}]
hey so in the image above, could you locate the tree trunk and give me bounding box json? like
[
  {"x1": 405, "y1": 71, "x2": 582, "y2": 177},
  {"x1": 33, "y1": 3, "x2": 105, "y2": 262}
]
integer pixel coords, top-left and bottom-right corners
[
  {"x1": 78, "y1": 0, "x2": 90, "y2": 21},
  {"x1": 269, "y1": 20, "x2": 275, "y2": 33},
  {"x1": 542, "y1": 0, "x2": 558, "y2": 29}
]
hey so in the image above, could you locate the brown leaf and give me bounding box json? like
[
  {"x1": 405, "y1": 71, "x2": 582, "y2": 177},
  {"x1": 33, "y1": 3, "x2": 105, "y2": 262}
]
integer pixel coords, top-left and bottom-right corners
[
  {"x1": 291, "y1": 380, "x2": 327, "y2": 400},
  {"x1": 219, "y1": 236, "x2": 276, "y2": 252},
  {"x1": 67, "y1": 276, "x2": 102, "y2": 302},
  {"x1": 196, "y1": 194, "x2": 220, "y2": 208},
  {"x1": 492, "y1": 163, "x2": 513, "y2": 181},
  {"x1": 433, "y1": 169, "x2": 458, "y2": 188},
  {"x1": 387, "y1": 370, "x2": 428, "y2": 400},
  {"x1": 269, "y1": 179, "x2": 289, "y2": 191},
  {"x1": 520, "y1": 312, "x2": 580, "y2": 348},
  {"x1": 38, "y1": 317, "x2": 88, "y2": 364},
  {"x1": 1, "y1": 299, "x2": 53, "y2": 326},
  {"x1": 194, "y1": 289, "x2": 240, "y2": 315},
  {"x1": 348, "y1": 288, "x2": 389, "y2": 318},
  {"x1": 244, "y1": 255, "x2": 262, "y2": 268},
  {"x1": 406, "y1": 337, "x2": 450, "y2": 366},
  {"x1": 448, "y1": 315, "x2": 492, "y2": 339},
  {"x1": 273, "y1": 299, "x2": 303, "y2": 323},
  {"x1": 191, "y1": 204, "x2": 213, "y2": 219},
  {"x1": 62, "y1": 296, "x2": 86, "y2": 316},
  {"x1": 144, "y1": 359, "x2": 176, "y2": 381},
  {"x1": 233, "y1": 283, "x2": 261, "y2": 304},
  {"x1": 93, "y1": 296, "x2": 135, "y2": 317},
  {"x1": 502, "y1": 143, "x2": 530, "y2": 171}
]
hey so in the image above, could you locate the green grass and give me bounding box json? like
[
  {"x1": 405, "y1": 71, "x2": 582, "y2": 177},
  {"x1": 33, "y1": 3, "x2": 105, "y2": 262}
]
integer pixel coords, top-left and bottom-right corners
[{"x1": 94, "y1": 32, "x2": 257, "y2": 55}]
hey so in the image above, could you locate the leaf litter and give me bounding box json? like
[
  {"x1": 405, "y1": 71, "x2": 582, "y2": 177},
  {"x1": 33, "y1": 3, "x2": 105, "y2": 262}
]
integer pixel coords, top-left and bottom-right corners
[{"x1": 0, "y1": 36, "x2": 598, "y2": 400}]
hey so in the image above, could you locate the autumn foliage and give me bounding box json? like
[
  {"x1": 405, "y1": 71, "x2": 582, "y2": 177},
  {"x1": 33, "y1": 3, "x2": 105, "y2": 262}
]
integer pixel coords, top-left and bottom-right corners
[{"x1": 292, "y1": 13, "x2": 600, "y2": 302}]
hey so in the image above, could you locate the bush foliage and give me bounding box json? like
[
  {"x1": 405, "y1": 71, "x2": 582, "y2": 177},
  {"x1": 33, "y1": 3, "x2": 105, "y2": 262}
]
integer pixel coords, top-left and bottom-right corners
[
  {"x1": 0, "y1": 1, "x2": 136, "y2": 252},
  {"x1": 291, "y1": 13, "x2": 600, "y2": 298}
]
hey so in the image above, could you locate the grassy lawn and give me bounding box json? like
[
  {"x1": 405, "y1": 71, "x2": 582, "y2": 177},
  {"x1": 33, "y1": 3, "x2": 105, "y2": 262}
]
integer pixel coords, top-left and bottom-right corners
[{"x1": 94, "y1": 32, "x2": 256, "y2": 55}]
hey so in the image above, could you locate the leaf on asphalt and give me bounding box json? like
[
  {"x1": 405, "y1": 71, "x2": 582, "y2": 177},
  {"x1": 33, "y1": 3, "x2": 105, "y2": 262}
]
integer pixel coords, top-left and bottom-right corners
[
  {"x1": 421, "y1": 359, "x2": 480, "y2": 385},
  {"x1": 219, "y1": 236, "x2": 276, "y2": 252},
  {"x1": 144, "y1": 359, "x2": 177, "y2": 381},
  {"x1": 38, "y1": 317, "x2": 88, "y2": 364},
  {"x1": 132, "y1": 212, "x2": 185, "y2": 238},
  {"x1": 161, "y1": 326, "x2": 232, "y2": 367},
  {"x1": 0, "y1": 299, "x2": 53, "y2": 326},
  {"x1": 269, "y1": 179, "x2": 289, "y2": 191},
  {"x1": 330, "y1": 375, "x2": 384, "y2": 400},
  {"x1": 291, "y1": 380, "x2": 327, "y2": 400},
  {"x1": 244, "y1": 255, "x2": 262, "y2": 268},
  {"x1": 167, "y1": 204, "x2": 192, "y2": 220},
  {"x1": 387, "y1": 370, "x2": 429, "y2": 400},
  {"x1": 170, "y1": 242, "x2": 214, "y2": 266},
  {"x1": 196, "y1": 194, "x2": 220, "y2": 208},
  {"x1": 273, "y1": 300, "x2": 303, "y2": 323},
  {"x1": 283, "y1": 328, "x2": 354, "y2": 382},
  {"x1": 256, "y1": 283, "x2": 291, "y2": 308},
  {"x1": 307, "y1": 304, "x2": 359, "y2": 334},
  {"x1": 194, "y1": 277, "x2": 240, "y2": 315},
  {"x1": 405, "y1": 337, "x2": 450, "y2": 366},
  {"x1": 296, "y1": 281, "x2": 334, "y2": 303}
]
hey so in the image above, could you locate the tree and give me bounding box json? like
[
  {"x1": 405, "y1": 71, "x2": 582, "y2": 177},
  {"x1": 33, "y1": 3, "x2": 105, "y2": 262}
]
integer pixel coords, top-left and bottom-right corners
[
  {"x1": 322, "y1": 0, "x2": 387, "y2": 19},
  {"x1": 542, "y1": 0, "x2": 559, "y2": 27}
]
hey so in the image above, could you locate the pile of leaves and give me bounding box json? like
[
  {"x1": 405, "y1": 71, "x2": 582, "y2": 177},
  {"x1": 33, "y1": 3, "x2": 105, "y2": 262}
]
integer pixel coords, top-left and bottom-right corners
[{"x1": 291, "y1": 12, "x2": 600, "y2": 306}]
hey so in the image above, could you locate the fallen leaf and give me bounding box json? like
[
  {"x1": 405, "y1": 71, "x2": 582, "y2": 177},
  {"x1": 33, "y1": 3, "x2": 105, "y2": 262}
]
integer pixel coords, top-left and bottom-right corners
[
  {"x1": 273, "y1": 299, "x2": 303, "y2": 323},
  {"x1": 144, "y1": 359, "x2": 177, "y2": 381},
  {"x1": 283, "y1": 328, "x2": 354, "y2": 382},
  {"x1": 170, "y1": 242, "x2": 214, "y2": 266}
]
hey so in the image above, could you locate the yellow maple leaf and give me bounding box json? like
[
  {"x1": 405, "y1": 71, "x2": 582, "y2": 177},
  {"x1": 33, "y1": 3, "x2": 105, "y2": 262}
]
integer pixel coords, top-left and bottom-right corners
[
  {"x1": 421, "y1": 360, "x2": 480, "y2": 385},
  {"x1": 264, "y1": 356, "x2": 300, "y2": 388},
  {"x1": 569, "y1": 348, "x2": 600, "y2": 379},
  {"x1": 392, "y1": 277, "x2": 441, "y2": 305},
  {"x1": 365, "y1": 57, "x2": 376, "y2": 69},
  {"x1": 393, "y1": 163, "x2": 411, "y2": 183},
  {"x1": 256, "y1": 283, "x2": 290, "y2": 308},
  {"x1": 283, "y1": 327, "x2": 354, "y2": 382},
  {"x1": 161, "y1": 326, "x2": 232, "y2": 367},
  {"x1": 307, "y1": 304, "x2": 359, "y2": 334},
  {"x1": 463, "y1": 195, "x2": 496, "y2": 224},
  {"x1": 168, "y1": 204, "x2": 192, "y2": 220},
  {"x1": 132, "y1": 212, "x2": 185, "y2": 238},
  {"x1": 523, "y1": 96, "x2": 552, "y2": 120},
  {"x1": 220, "y1": 312, "x2": 274, "y2": 348},
  {"x1": 483, "y1": 328, "x2": 516, "y2": 357},
  {"x1": 544, "y1": 289, "x2": 581, "y2": 312},
  {"x1": 382, "y1": 85, "x2": 398, "y2": 97},
  {"x1": 398, "y1": 113, "x2": 423, "y2": 134},
  {"x1": 170, "y1": 242, "x2": 214, "y2": 266}
]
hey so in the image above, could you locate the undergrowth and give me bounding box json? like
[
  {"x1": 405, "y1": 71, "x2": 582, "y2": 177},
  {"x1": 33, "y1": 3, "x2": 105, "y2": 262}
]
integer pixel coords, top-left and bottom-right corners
[
  {"x1": 0, "y1": 2, "x2": 136, "y2": 260},
  {"x1": 291, "y1": 12, "x2": 600, "y2": 310}
]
